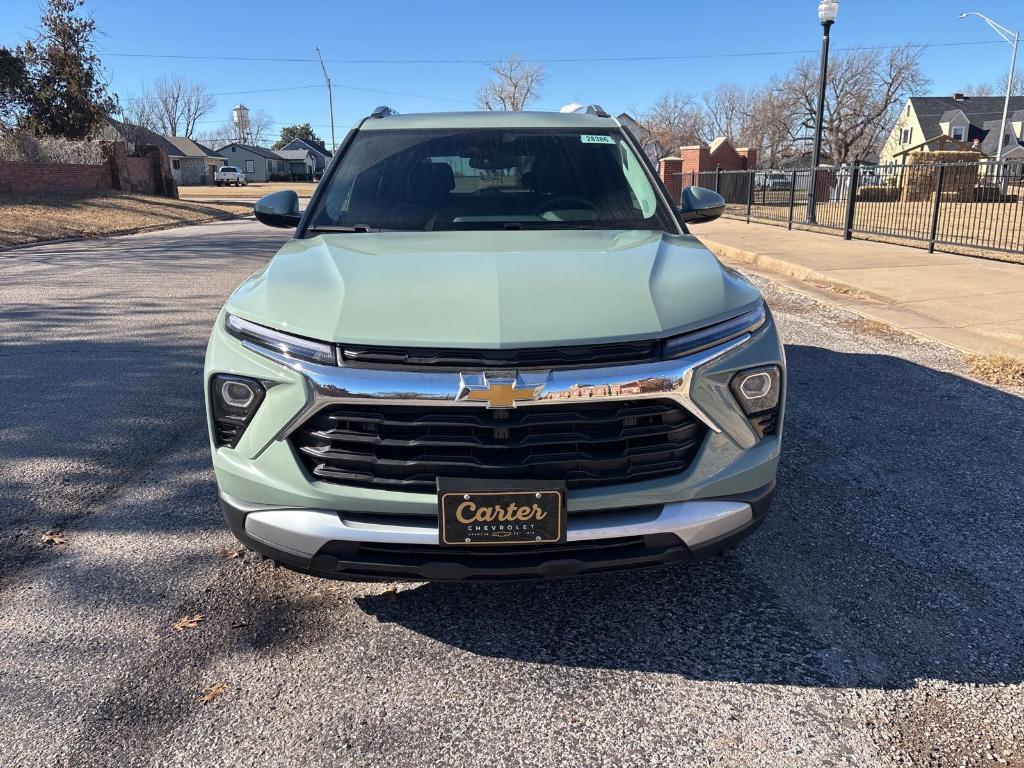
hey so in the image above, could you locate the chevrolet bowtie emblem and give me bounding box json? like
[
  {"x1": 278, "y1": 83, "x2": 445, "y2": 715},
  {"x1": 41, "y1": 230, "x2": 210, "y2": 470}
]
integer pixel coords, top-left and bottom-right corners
[{"x1": 457, "y1": 373, "x2": 545, "y2": 409}]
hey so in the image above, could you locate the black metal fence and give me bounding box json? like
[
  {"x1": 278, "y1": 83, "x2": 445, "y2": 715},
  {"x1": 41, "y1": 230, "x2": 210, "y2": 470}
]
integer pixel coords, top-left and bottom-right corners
[{"x1": 678, "y1": 160, "x2": 1024, "y2": 256}]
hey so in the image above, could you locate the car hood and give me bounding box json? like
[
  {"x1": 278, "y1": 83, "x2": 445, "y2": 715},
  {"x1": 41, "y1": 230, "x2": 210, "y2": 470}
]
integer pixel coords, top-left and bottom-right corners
[{"x1": 226, "y1": 229, "x2": 762, "y2": 348}]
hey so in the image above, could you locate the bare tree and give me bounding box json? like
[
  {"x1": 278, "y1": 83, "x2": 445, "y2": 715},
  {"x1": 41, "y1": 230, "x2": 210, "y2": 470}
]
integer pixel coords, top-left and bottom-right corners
[
  {"x1": 114, "y1": 90, "x2": 161, "y2": 151},
  {"x1": 744, "y1": 80, "x2": 804, "y2": 167},
  {"x1": 702, "y1": 83, "x2": 753, "y2": 143},
  {"x1": 197, "y1": 108, "x2": 275, "y2": 147},
  {"x1": 962, "y1": 71, "x2": 1023, "y2": 98},
  {"x1": 962, "y1": 81, "x2": 996, "y2": 97},
  {"x1": 477, "y1": 54, "x2": 546, "y2": 111},
  {"x1": 785, "y1": 45, "x2": 928, "y2": 163},
  {"x1": 152, "y1": 75, "x2": 216, "y2": 137},
  {"x1": 245, "y1": 109, "x2": 275, "y2": 145},
  {"x1": 635, "y1": 91, "x2": 706, "y2": 154}
]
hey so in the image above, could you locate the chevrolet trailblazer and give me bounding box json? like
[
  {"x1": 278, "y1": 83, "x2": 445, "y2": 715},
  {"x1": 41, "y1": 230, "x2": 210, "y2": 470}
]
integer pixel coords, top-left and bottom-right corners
[{"x1": 204, "y1": 105, "x2": 785, "y2": 581}]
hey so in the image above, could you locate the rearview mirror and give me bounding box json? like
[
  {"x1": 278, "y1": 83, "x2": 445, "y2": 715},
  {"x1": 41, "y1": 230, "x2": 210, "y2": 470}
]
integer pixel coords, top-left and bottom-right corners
[
  {"x1": 254, "y1": 190, "x2": 301, "y2": 228},
  {"x1": 679, "y1": 186, "x2": 726, "y2": 224}
]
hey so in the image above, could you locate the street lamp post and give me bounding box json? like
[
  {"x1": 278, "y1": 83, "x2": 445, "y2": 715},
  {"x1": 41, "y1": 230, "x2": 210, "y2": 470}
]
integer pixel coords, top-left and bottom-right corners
[
  {"x1": 960, "y1": 12, "x2": 1019, "y2": 167},
  {"x1": 807, "y1": 0, "x2": 839, "y2": 225}
]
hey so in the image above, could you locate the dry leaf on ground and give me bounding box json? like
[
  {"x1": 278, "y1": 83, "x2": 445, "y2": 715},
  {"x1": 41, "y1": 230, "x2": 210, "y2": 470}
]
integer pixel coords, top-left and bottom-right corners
[
  {"x1": 199, "y1": 682, "x2": 226, "y2": 704},
  {"x1": 41, "y1": 530, "x2": 66, "y2": 546},
  {"x1": 172, "y1": 613, "x2": 205, "y2": 631},
  {"x1": 217, "y1": 547, "x2": 244, "y2": 560}
]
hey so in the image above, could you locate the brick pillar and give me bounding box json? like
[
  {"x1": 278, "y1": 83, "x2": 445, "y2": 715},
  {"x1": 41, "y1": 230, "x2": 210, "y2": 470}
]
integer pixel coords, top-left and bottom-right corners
[
  {"x1": 659, "y1": 157, "x2": 683, "y2": 204},
  {"x1": 144, "y1": 146, "x2": 178, "y2": 198},
  {"x1": 737, "y1": 147, "x2": 757, "y2": 170},
  {"x1": 102, "y1": 141, "x2": 128, "y2": 191},
  {"x1": 679, "y1": 144, "x2": 712, "y2": 183}
]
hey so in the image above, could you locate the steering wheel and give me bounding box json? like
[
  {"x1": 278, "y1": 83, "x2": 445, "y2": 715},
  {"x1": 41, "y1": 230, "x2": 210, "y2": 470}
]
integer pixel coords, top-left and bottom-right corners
[{"x1": 532, "y1": 195, "x2": 598, "y2": 216}]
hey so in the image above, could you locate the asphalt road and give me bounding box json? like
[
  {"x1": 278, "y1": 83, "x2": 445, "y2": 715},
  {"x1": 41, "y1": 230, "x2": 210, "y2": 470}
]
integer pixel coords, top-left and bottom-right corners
[{"x1": 1, "y1": 220, "x2": 1022, "y2": 767}]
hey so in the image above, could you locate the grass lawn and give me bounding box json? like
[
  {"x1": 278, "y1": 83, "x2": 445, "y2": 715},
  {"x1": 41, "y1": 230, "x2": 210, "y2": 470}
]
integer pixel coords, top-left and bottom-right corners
[
  {"x1": 0, "y1": 191, "x2": 253, "y2": 248},
  {"x1": 177, "y1": 181, "x2": 320, "y2": 199}
]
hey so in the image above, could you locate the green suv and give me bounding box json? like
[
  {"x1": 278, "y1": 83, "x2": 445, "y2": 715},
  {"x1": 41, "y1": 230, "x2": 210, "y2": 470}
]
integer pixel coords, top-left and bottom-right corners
[{"x1": 204, "y1": 106, "x2": 785, "y2": 581}]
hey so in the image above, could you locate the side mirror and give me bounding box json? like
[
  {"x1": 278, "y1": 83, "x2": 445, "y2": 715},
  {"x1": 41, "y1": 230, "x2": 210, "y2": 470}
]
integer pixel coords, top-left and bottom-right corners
[
  {"x1": 254, "y1": 190, "x2": 301, "y2": 228},
  {"x1": 679, "y1": 186, "x2": 726, "y2": 224}
]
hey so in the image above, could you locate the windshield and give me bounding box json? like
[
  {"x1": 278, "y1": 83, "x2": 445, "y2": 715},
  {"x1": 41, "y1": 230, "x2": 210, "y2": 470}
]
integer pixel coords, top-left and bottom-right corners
[
  {"x1": 220, "y1": 167, "x2": 238, "y2": 173},
  {"x1": 309, "y1": 128, "x2": 673, "y2": 232}
]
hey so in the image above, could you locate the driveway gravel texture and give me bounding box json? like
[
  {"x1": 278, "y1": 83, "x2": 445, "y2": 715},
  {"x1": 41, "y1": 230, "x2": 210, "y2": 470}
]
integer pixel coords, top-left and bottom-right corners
[{"x1": 0, "y1": 220, "x2": 1022, "y2": 767}]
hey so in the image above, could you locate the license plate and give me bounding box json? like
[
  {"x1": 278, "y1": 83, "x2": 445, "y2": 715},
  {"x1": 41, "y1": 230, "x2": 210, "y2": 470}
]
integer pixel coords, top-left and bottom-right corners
[{"x1": 437, "y1": 479, "x2": 566, "y2": 546}]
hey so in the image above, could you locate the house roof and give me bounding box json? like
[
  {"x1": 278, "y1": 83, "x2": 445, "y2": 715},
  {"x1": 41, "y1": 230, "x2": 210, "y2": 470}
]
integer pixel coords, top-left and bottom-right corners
[
  {"x1": 275, "y1": 148, "x2": 311, "y2": 161},
  {"x1": 911, "y1": 95, "x2": 1024, "y2": 152},
  {"x1": 163, "y1": 135, "x2": 223, "y2": 159},
  {"x1": 979, "y1": 119, "x2": 1024, "y2": 155},
  {"x1": 220, "y1": 143, "x2": 282, "y2": 159},
  {"x1": 100, "y1": 118, "x2": 180, "y2": 156},
  {"x1": 280, "y1": 137, "x2": 331, "y2": 157}
]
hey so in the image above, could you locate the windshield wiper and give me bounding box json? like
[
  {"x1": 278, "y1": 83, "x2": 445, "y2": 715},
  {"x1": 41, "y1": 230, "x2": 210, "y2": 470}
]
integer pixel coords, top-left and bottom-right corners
[{"x1": 309, "y1": 224, "x2": 379, "y2": 233}]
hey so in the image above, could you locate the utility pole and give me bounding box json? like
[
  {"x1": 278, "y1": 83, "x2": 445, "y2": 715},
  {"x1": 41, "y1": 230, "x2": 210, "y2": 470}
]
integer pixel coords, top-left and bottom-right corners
[{"x1": 315, "y1": 47, "x2": 336, "y2": 153}]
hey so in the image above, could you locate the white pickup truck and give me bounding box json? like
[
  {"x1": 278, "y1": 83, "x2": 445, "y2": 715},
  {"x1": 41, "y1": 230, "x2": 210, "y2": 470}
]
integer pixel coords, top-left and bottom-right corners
[{"x1": 214, "y1": 166, "x2": 247, "y2": 187}]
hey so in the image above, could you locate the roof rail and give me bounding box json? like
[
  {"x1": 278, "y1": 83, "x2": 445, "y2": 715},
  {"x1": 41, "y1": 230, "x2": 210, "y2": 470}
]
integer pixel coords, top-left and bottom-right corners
[
  {"x1": 369, "y1": 105, "x2": 398, "y2": 119},
  {"x1": 585, "y1": 104, "x2": 611, "y2": 118}
]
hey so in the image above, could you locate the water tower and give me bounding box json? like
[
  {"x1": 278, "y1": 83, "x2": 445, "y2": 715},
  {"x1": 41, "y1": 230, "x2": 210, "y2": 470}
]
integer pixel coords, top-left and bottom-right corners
[{"x1": 232, "y1": 104, "x2": 250, "y2": 142}]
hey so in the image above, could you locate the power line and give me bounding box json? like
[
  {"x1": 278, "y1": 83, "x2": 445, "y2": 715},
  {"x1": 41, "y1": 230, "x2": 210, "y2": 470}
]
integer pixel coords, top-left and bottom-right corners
[
  {"x1": 116, "y1": 80, "x2": 472, "y2": 106},
  {"x1": 98, "y1": 39, "x2": 1005, "y2": 65}
]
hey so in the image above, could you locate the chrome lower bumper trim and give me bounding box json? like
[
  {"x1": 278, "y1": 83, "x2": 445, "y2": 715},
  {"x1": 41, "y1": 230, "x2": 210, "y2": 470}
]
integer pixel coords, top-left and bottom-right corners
[{"x1": 242, "y1": 499, "x2": 753, "y2": 559}]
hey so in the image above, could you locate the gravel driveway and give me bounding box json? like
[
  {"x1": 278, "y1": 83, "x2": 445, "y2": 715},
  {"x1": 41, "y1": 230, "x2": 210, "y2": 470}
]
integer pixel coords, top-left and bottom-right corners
[{"x1": 1, "y1": 221, "x2": 1021, "y2": 767}]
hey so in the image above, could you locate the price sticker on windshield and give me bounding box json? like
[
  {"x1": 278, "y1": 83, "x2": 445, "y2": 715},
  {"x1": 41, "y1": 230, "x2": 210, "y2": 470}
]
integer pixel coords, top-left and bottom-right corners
[{"x1": 580, "y1": 134, "x2": 615, "y2": 144}]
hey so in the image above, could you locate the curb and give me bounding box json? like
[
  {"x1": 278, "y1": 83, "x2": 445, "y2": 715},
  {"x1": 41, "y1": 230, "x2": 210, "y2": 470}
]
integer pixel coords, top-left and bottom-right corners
[
  {"x1": 700, "y1": 237, "x2": 1007, "y2": 358},
  {"x1": 0, "y1": 212, "x2": 254, "y2": 253},
  {"x1": 700, "y1": 237, "x2": 881, "y2": 303}
]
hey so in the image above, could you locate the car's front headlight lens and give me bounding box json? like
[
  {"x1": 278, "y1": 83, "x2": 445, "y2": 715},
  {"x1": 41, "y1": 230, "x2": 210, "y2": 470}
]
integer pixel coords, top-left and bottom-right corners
[
  {"x1": 225, "y1": 313, "x2": 336, "y2": 365},
  {"x1": 662, "y1": 303, "x2": 766, "y2": 359}
]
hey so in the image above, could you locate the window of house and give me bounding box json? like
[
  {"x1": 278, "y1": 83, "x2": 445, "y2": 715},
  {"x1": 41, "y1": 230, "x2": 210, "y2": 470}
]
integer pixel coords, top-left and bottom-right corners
[
  {"x1": 172, "y1": 159, "x2": 181, "y2": 170},
  {"x1": 950, "y1": 126, "x2": 965, "y2": 141},
  {"x1": 245, "y1": 160, "x2": 255, "y2": 174},
  {"x1": 899, "y1": 127, "x2": 912, "y2": 144}
]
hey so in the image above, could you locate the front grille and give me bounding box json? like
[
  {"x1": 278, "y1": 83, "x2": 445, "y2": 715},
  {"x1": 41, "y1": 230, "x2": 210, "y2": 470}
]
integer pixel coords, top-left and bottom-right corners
[
  {"x1": 338, "y1": 340, "x2": 659, "y2": 370},
  {"x1": 290, "y1": 399, "x2": 706, "y2": 493}
]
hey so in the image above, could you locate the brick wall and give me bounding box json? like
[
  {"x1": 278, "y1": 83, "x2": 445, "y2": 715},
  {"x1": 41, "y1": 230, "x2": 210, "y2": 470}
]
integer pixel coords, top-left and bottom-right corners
[
  {"x1": 0, "y1": 142, "x2": 176, "y2": 197},
  {"x1": 0, "y1": 159, "x2": 111, "y2": 193},
  {"x1": 658, "y1": 138, "x2": 758, "y2": 199}
]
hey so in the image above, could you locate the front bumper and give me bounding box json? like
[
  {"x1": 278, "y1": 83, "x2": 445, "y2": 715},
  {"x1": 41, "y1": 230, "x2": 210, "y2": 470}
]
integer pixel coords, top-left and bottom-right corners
[
  {"x1": 221, "y1": 482, "x2": 774, "y2": 581},
  {"x1": 205, "y1": 307, "x2": 786, "y2": 581}
]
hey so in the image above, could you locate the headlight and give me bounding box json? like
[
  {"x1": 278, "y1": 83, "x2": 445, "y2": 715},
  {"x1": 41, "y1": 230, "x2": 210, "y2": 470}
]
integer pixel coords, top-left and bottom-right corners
[
  {"x1": 225, "y1": 313, "x2": 336, "y2": 365},
  {"x1": 662, "y1": 303, "x2": 766, "y2": 359}
]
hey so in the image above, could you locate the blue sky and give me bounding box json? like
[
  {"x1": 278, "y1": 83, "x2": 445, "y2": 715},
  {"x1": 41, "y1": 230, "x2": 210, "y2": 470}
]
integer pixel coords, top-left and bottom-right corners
[{"x1": 2, "y1": 0, "x2": 1021, "y2": 145}]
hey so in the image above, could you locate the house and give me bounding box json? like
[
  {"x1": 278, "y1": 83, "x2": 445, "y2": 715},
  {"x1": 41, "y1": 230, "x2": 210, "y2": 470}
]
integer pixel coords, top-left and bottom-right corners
[
  {"x1": 615, "y1": 113, "x2": 665, "y2": 164},
  {"x1": 880, "y1": 94, "x2": 1024, "y2": 164},
  {"x1": 163, "y1": 136, "x2": 224, "y2": 185},
  {"x1": 100, "y1": 119, "x2": 224, "y2": 185},
  {"x1": 278, "y1": 137, "x2": 332, "y2": 176},
  {"x1": 275, "y1": 148, "x2": 316, "y2": 180},
  {"x1": 218, "y1": 143, "x2": 286, "y2": 182}
]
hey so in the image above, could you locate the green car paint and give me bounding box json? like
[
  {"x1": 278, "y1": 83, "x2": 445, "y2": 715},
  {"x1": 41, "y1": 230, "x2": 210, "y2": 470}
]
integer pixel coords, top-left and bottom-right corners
[
  {"x1": 225, "y1": 230, "x2": 763, "y2": 348},
  {"x1": 204, "y1": 108, "x2": 786, "y2": 581}
]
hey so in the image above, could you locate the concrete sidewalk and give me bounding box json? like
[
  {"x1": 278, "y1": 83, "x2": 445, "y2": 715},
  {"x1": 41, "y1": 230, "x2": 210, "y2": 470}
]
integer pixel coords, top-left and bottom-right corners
[{"x1": 698, "y1": 219, "x2": 1024, "y2": 356}]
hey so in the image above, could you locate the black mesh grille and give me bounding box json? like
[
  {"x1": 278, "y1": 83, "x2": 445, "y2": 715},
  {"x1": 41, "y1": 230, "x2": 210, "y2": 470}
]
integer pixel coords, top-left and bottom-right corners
[
  {"x1": 290, "y1": 399, "x2": 706, "y2": 493},
  {"x1": 339, "y1": 340, "x2": 659, "y2": 370}
]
